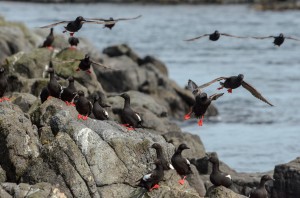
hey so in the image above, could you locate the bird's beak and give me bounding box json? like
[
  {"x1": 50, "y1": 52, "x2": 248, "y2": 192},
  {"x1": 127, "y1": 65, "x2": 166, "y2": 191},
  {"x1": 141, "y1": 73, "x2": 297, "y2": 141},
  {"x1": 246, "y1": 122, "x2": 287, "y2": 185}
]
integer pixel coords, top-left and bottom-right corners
[{"x1": 186, "y1": 147, "x2": 190, "y2": 150}]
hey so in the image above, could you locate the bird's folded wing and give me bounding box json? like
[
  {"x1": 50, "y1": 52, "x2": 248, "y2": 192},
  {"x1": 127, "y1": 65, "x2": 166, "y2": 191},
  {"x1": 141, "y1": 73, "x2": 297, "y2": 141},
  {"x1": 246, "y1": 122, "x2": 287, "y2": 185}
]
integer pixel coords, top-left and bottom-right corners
[
  {"x1": 40, "y1": 21, "x2": 70, "y2": 28},
  {"x1": 241, "y1": 81, "x2": 274, "y2": 106},
  {"x1": 142, "y1": 174, "x2": 152, "y2": 181},
  {"x1": 198, "y1": 77, "x2": 227, "y2": 89},
  {"x1": 184, "y1": 34, "x2": 210, "y2": 41}
]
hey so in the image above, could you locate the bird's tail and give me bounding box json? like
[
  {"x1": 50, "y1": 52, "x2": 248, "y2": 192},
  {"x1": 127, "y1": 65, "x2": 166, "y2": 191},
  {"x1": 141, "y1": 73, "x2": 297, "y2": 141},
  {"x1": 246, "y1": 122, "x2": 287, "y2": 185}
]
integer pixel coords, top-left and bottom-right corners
[{"x1": 129, "y1": 187, "x2": 147, "y2": 198}]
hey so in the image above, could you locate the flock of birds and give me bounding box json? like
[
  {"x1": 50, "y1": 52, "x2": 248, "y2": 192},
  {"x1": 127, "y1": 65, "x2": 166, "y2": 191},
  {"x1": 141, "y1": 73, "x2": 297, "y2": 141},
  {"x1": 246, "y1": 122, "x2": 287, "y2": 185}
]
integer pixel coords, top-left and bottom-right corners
[{"x1": 0, "y1": 14, "x2": 292, "y2": 198}]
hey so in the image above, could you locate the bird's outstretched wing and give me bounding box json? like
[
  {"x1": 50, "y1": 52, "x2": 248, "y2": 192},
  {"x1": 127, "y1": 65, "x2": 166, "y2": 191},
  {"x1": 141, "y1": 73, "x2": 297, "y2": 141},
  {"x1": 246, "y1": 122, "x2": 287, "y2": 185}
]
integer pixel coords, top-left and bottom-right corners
[
  {"x1": 220, "y1": 33, "x2": 248, "y2": 38},
  {"x1": 241, "y1": 81, "x2": 274, "y2": 106},
  {"x1": 198, "y1": 77, "x2": 228, "y2": 89},
  {"x1": 250, "y1": 36, "x2": 274, "y2": 39},
  {"x1": 285, "y1": 36, "x2": 300, "y2": 41},
  {"x1": 114, "y1": 15, "x2": 142, "y2": 21},
  {"x1": 188, "y1": 79, "x2": 202, "y2": 96},
  {"x1": 184, "y1": 34, "x2": 210, "y2": 41},
  {"x1": 209, "y1": 93, "x2": 224, "y2": 101},
  {"x1": 40, "y1": 21, "x2": 71, "y2": 28}
]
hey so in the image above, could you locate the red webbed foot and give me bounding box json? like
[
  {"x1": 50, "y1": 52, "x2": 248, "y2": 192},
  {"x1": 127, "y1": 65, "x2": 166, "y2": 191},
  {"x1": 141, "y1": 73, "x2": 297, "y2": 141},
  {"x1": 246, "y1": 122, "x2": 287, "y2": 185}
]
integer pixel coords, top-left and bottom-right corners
[
  {"x1": 184, "y1": 113, "x2": 191, "y2": 120},
  {"x1": 227, "y1": 89, "x2": 232, "y2": 93},
  {"x1": 149, "y1": 184, "x2": 160, "y2": 191},
  {"x1": 86, "y1": 70, "x2": 91, "y2": 74},
  {"x1": 2, "y1": 97, "x2": 10, "y2": 101},
  {"x1": 82, "y1": 115, "x2": 88, "y2": 120},
  {"x1": 0, "y1": 98, "x2": 2, "y2": 102},
  {"x1": 47, "y1": 46, "x2": 54, "y2": 50},
  {"x1": 70, "y1": 102, "x2": 76, "y2": 107},
  {"x1": 65, "y1": 101, "x2": 70, "y2": 106},
  {"x1": 179, "y1": 176, "x2": 187, "y2": 185},
  {"x1": 198, "y1": 116, "x2": 204, "y2": 126},
  {"x1": 69, "y1": 46, "x2": 77, "y2": 50},
  {"x1": 70, "y1": 32, "x2": 75, "y2": 36},
  {"x1": 77, "y1": 114, "x2": 83, "y2": 120}
]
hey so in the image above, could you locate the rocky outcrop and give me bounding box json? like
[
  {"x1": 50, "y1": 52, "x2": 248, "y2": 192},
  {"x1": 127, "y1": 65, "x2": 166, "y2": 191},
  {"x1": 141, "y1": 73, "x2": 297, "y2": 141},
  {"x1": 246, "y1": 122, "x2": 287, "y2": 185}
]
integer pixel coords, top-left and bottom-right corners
[{"x1": 207, "y1": 186, "x2": 248, "y2": 198}]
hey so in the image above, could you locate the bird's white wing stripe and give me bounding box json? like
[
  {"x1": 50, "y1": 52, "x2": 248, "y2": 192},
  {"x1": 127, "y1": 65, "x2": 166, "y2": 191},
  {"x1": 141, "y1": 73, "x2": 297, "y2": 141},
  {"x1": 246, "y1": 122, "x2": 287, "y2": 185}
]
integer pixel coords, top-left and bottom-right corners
[
  {"x1": 186, "y1": 159, "x2": 190, "y2": 165},
  {"x1": 169, "y1": 164, "x2": 174, "y2": 170},
  {"x1": 226, "y1": 174, "x2": 231, "y2": 180},
  {"x1": 143, "y1": 174, "x2": 151, "y2": 181},
  {"x1": 135, "y1": 113, "x2": 142, "y2": 121}
]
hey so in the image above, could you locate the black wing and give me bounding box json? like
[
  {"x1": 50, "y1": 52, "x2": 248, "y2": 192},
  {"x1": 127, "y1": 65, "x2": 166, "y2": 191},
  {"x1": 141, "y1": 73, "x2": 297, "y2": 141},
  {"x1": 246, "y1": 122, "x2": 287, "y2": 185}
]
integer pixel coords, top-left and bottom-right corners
[
  {"x1": 250, "y1": 35, "x2": 274, "y2": 39},
  {"x1": 220, "y1": 33, "x2": 248, "y2": 39},
  {"x1": 184, "y1": 34, "x2": 210, "y2": 41},
  {"x1": 241, "y1": 81, "x2": 274, "y2": 106},
  {"x1": 40, "y1": 21, "x2": 71, "y2": 28},
  {"x1": 198, "y1": 77, "x2": 228, "y2": 89},
  {"x1": 209, "y1": 93, "x2": 224, "y2": 101},
  {"x1": 285, "y1": 36, "x2": 300, "y2": 41}
]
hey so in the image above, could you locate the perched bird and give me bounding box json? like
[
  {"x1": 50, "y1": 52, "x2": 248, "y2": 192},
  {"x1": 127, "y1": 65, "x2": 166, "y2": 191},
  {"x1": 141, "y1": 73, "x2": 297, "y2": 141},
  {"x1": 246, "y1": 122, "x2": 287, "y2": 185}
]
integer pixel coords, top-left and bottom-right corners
[
  {"x1": 136, "y1": 159, "x2": 164, "y2": 192},
  {"x1": 68, "y1": 37, "x2": 79, "y2": 50},
  {"x1": 39, "y1": 16, "x2": 106, "y2": 36},
  {"x1": 47, "y1": 68, "x2": 62, "y2": 99},
  {"x1": 0, "y1": 67, "x2": 9, "y2": 102},
  {"x1": 41, "y1": 28, "x2": 54, "y2": 49},
  {"x1": 60, "y1": 76, "x2": 77, "y2": 106},
  {"x1": 120, "y1": 93, "x2": 143, "y2": 130},
  {"x1": 91, "y1": 15, "x2": 142, "y2": 29},
  {"x1": 171, "y1": 143, "x2": 192, "y2": 185},
  {"x1": 208, "y1": 152, "x2": 232, "y2": 188},
  {"x1": 251, "y1": 33, "x2": 300, "y2": 47},
  {"x1": 75, "y1": 90, "x2": 93, "y2": 120},
  {"x1": 249, "y1": 175, "x2": 274, "y2": 198},
  {"x1": 185, "y1": 92, "x2": 224, "y2": 126},
  {"x1": 199, "y1": 74, "x2": 273, "y2": 106},
  {"x1": 151, "y1": 143, "x2": 174, "y2": 171},
  {"x1": 185, "y1": 30, "x2": 248, "y2": 42},
  {"x1": 92, "y1": 94, "x2": 110, "y2": 120}
]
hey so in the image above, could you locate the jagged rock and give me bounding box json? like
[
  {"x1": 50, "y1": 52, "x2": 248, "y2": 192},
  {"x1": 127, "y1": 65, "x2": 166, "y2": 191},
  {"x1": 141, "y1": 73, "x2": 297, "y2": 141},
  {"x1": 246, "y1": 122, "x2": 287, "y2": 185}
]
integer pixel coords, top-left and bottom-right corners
[
  {"x1": 206, "y1": 186, "x2": 247, "y2": 198},
  {"x1": 0, "y1": 166, "x2": 6, "y2": 183},
  {"x1": 139, "y1": 55, "x2": 169, "y2": 76},
  {"x1": 10, "y1": 92, "x2": 37, "y2": 113},
  {"x1": 0, "y1": 185, "x2": 12, "y2": 198},
  {"x1": 272, "y1": 157, "x2": 300, "y2": 198},
  {"x1": 0, "y1": 102, "x2": 40, "y2": 182},
  {"x1": 102, "y1": 44, "x2": 141, "y2": 63}
]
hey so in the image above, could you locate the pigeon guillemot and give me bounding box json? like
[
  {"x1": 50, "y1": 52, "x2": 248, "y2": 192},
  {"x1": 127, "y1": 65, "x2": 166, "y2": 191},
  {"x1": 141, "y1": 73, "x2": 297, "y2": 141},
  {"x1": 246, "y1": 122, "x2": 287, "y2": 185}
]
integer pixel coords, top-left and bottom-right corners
[
  {"x1": 75, "y1": 90, "x2": 92, "y2": 120},
  {"x1": 171, "y1": 143, "x2": 193, "y2": 185},
  {"x1": 199, "y1": 74, "x2": 273, "y2": 106},
  {"x1": 119, "y1": 93, "x2": 143, "y2": 130},
  {"x1": 151, "y1": 143, "x2": 174, "y2": 171},
  {"x1": 208, "y1": 152, "x2": 232, "y2": 188},
  {"x1": 0, "y1": 67, "x2": 9, "y2": 102},
  {"x1": 92, "y1": 94, "x2": 110, "y2": 120},
  {"x1": 47, "y1": 68, "x2": 62, "y2": 99},
  {"x1": 185, "y1": 92, "x2": 224, "y2": 126},
  {"x1": 68, "y1": 37, "x2": 79, "y2": 50},
  {"x1": 91, "y1": 15, "x2": 142, "y2": 30},
  {"x1": 60, "y1": 76, "x2": 77, "y2": 106},
  {"x1": 251, "y1": 33, "x2": 300, "y2": 47},
  {"x1": 42, "y1": 28, "x2": 54, "y2": 50},
  {"x1": 249, "y1": 175, "x2": 273, "y2": 198},
  {"x1": 185, "y1": 30, "x2": 248, "y2": 42}
]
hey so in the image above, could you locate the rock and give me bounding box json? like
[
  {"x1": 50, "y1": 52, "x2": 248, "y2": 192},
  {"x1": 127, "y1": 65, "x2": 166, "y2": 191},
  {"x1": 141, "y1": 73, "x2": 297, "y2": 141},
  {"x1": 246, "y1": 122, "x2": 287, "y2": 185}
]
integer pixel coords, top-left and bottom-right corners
[
  {"x1": 0, "y1": 166, "x2": 6, "y2": 183},
  {"x1": 272, "y1": 157, "x2": 300, "y2": 198},
  {"x1": 139, "y1": 55, "x2": 169, "y2": 76},
  {"x1": 10, "y1": 92, "x2": 37, "y2": 113},
  {"x1": 0, "y1": 185, "x2": 12, "y2": 198},
  {"x1": 0, "y1": 102, "x2": 40, "y2": 182},
  {"x1": 186, "y1": 165, "x2": 206, "y2": 197},
  {"x1": 206, "y1": 186, "x2": 247, "y2": 198},
  {"x1": 102, "y1": 44, "x2": 141, "y2": 63}
]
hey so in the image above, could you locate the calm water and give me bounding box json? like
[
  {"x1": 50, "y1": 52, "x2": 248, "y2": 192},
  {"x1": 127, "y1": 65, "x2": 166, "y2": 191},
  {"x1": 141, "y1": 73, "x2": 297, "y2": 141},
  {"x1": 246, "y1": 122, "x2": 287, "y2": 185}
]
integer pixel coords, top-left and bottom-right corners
[{"x1": 1, "y1": 2, "x2": 300, "y2": 172}]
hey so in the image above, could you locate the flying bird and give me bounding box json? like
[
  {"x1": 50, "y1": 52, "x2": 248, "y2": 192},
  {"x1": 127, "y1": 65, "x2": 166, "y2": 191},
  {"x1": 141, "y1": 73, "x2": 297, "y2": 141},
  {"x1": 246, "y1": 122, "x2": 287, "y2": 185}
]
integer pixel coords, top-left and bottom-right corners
[
  {"x1": 250, "y1": 33, "x2": 300, "y2": 47},
  {"x1": 185, "y1": 30, "x2": 248, "y2": 42},
  {"x1": 91, "y1": 15, "x2": 142, "y2": 29},
  {"x1": 198, "y1": 74, "x2": 274, "y2": 106}
]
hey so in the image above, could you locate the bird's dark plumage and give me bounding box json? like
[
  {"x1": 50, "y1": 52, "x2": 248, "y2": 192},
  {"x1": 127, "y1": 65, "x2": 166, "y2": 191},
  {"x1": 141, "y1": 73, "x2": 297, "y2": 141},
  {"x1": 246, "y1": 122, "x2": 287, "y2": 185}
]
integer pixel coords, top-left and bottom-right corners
[
  {"x1": 199, "y1": 74, "x2": 274, "y2": 106},
  {"x1": 92, "y1": 94, "x2": 110, "y2": 120},
  {"x1": 0, "y1": 67, "x2": 9, "y2": 102},
  {"x1": 120, "y1": 93, "x2": 143, "y2": 129},
  {"x1": 171, "y1": 143, "x2": 192, "y2": 184},
  {"x1": 75, "y1": 90, "x2": 93, "y2": 120},
  {"x1": 47, "y1": 68, "x2": 62, "y2": 99},
  {"x1": 91, "y1": 15, "x2": 142, "y2": 29},
  {"x1": 192, "y1": 92, "x2": 223, "y2": 118},
  {"x1": 68, "y1": 37, "x2": 79, "y2": 48},
  {"x1": 251, "y1": 33, "x2": 300, "y2": 47},
  {"x1": 60, "y1": 76, "x2": 77, "y2": 105},
  {"x1": 40, "y1": 87, "x2": 49, "y2": 103},
  {"x1": 151, "y1": 143, "x2": 174, "y2": 171},
  {"x1": 208, "y1": 152, "x2": 232, "y2": 188},
  {"x1": 185, "y1": 30, "x2": 248, "y2": 42},
  {"x1": 42, "y1": 28, "x2": 54, "y2": 48},
  {"x1": 249, "y1": 175, "x2": 273, "y2": 198}
]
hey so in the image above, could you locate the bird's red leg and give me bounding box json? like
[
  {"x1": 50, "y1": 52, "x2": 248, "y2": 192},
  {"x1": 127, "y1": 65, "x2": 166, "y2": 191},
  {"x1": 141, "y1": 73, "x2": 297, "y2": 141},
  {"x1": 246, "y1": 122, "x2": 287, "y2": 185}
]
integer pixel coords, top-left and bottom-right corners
[
  {"x1": 2, "y1": 97, "x2": 10, "y2": 101},
  {"x1": 77, "y1": 114, "x2": 83, "y2": 120},
  {"x1": 149, "y1": 184, "x2": 160, "y2": 191},
  {"x1": 70, "y1": 32, "x2": 74, "y2": 36},
  {"x1": 65, "y1": 101, "x2": 70, "y2": 106},
  {"x1": 179, "y1": 176, "x2": 187, "y2": 185},
  {"x1": 0, "y1": 98, "x2": 3, "y2": 102},
  {"x1": 198, "y1": 115, "x2": 204, "y2": 126},
  {"x1": 86, "y1": 69, "x2": 91, "y2": 74},
  {"x1": 184, "y1": 107, "x2": 193, "y2": 120},
  {"x1": 82, "y1": 115, "x2": 88, "y2": 120},
  {"x1": 70, "y1": 102, "x2": 75, "y2": 106},
  {"x1": 227, "y1": 88, "x2": 232, "y2": 93}
]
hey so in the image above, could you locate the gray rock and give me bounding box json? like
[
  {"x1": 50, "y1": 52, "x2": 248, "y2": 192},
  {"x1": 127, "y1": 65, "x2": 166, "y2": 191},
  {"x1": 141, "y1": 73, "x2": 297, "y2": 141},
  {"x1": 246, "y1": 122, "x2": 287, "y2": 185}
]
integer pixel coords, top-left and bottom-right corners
[
  {"x1": 0, "y1": 166, "x2": 6, "y2": 183},
  {"x1": 206, "y1": 186, "x2": 247, "y2": 198},
  {"x1": 10, "y1": 92, "x2": 37, "y2": 113}
]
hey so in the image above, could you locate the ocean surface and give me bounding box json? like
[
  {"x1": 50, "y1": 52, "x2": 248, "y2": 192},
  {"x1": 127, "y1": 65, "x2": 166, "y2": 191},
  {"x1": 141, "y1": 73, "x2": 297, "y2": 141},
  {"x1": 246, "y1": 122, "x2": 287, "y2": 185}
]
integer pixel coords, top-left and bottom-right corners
[{"x1": 1, "y1": 1, "x2": 300, "y2": 173}]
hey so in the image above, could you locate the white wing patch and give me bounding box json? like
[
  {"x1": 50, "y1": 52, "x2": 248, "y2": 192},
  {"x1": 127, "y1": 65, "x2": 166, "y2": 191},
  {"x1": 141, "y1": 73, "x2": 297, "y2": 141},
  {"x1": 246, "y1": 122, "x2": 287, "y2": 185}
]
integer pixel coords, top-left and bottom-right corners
[
  {"x1": 226, "y1": 174, "x2": 231, "y2": 180},
  {"x1": 186, "y1": 159, "x2": 190, "y2": 165},
  {"x1": 135, "y1": 113, "x2": 142, "y2": 121},
  {"x1": 143, "y1": 174, "x2": 152, "y2": 181},
  {"x1": 169, "y1": 164, "x2": 174, "y2": 170},
  {"x1": 103, "y1": 110, "x2": 109, "y2": 118}
]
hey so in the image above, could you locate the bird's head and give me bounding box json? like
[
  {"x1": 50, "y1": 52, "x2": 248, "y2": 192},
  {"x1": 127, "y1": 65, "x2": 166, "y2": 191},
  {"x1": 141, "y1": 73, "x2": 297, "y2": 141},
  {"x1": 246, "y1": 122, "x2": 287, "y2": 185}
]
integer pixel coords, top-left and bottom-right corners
[
  {"x1": 84, "y1": 54, "x2": 90, "y2": 60},
  {"x1": 200, "y1": 92, "x2": 208, "y2": 100},
  {"x1": 76, "y1": 16, "x2": 86, "y2": 22},
  {"x1": 77, "y1": 90, "x2": 84, "y2": 97},
  {"x1": 237, "y1": 74, "x2": 244, "y2": 80},
  {"x1": 261, "y1": 175, "x2": 274, "y2": 183},
  {"x1": 208, "y1": 152, "x2": 219, "y2": 164},
  {"x1": 151, "y1": 143, "x2": 162, "y2": 150},
  {"x1": 214, "y1": 30, "x2": 219, "y2": 34},
  {"x1": 120, "y1": 93, "x2": 130, "y2": 100},
  {"x1": 177, "y1": 143, "x2": 190, "y2": 151},
  {"x1": 68, "y1": 76, "x2": 74, "y2": 82},
  {"x1": 279, "y1": 33, "x2": 284, "y2": 38}
]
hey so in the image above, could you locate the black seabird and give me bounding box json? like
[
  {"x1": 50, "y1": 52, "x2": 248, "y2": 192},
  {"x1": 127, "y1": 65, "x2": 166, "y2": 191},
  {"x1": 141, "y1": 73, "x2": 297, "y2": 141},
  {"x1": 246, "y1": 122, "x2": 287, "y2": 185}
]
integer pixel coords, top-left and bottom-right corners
[
  {"x1": 0, "y1": 67, "x2": 9, "y2": 102},
  {"x1": 60, "y1": 76, "x2": 77, "y2": 106},
  {"x1": 91, "y1": 15, "x2": 142, "y2": 29},
  {"x1": 40, "y1": 87, "x2": 49, "y2": 103},
  {"x1": 249, "y1": 175, "x2": 274, "y2": 198},
  {"x1": 42, "y1": 28, "x2": 54, "y2": 49},
  {"x1": 47, "y1": 68, "x2": 62, "y2": 99},
  {"x1": 68, "y1": 37, "x2": 79, "y2": 50},
  {"x1": 39, "y1": 16, "x2": 106, "y2": 36},
  {"x1": 151, "y1": 143, "x2": 174, "y2": 171},
  {"x1": 208, "y1": 152, "x2": 232, "y2": 188},
  {"x1": 92, "y1": 94, "x2": 110, "y2": 120},
  {"x1": 171, "y1": 143, "x2": 192, "y2": 185},
  {"x1": 75, "y1": 90, "x2": 92, "y2": 120},
  {"x1": 136, "y1": 159, "x2": 164, "y2": 193},
  {"x1": 119, "y1": 93, "x2": 143, "y2": 130},
  {"x1": 185, "y1": 30, "x2": 248, "y2": 42},
  {"x1": 199, "y1": 74, "x2": 274, "y2": 106},
  {"x1": 251, "y1": 33, "x2": 300, "y2": 47},
  {"x1": 185, "y1": 92, "x2": 224, "y2": 126}
]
